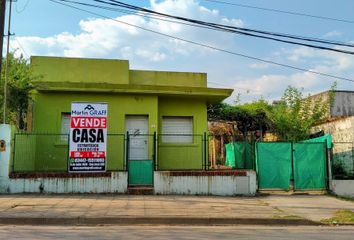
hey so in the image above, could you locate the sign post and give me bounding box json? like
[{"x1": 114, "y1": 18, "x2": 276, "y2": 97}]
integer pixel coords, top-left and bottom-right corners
[{"x1": 69, "y1": 102, "x2": 108, "y2": 172}]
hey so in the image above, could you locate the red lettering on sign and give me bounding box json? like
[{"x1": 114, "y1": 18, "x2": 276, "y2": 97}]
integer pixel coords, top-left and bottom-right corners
[
  {"x1": 70, "y1": 151, "x2": 106, "y2": 158},
  {"x1": 71, "y1": 117, "x2": 107, "y2": 128}
]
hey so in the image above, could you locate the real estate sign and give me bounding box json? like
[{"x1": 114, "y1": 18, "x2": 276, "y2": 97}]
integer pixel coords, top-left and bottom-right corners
[{"x1": 69, "y1": 102, "x2": 108, "y2": 172}]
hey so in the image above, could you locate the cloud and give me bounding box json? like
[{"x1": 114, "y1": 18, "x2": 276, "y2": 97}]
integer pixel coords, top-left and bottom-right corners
[
  {"x1": 249, "y1": 63, "x2": 270, "y2": 69},
  {"x1": 231, "y1": 46, "x2": 354, "y2": 103},
  {"x1": 323, "y1": 30, "x2": 342, "y2": 38},
  {"x1": 9, "y1": 0, "x2": 354, "y2": 104},
  {"x1": 11, "y1": 0, "x2": 243, "y2": 63}
]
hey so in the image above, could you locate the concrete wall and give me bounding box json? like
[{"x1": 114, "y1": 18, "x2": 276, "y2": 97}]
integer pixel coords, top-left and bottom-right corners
[
  {"x1": 331, "y1": 91, "x2": 354, "y2": 118},
  {"x1": 3, "y1": 125, "x2": 257, "y2": 196},
  {"x1": 6, "y1": 172, "x2": 128, "y2": 194},
  {"x1": 158, "y1": 97, "x2": 207, "y2": 170},
  {"x1": 313, "y1": 116, "x2": 354, "y2": 175},
  {"x1": 0, "y1": 125, "x2": 11, "y2": 192},
  {"x1": 330, "y1": 180, "x2": 354, "y2": 198},
  {"x1": 313, "y1": 116, "x2": 354, "y2": 143},
  {"x1": 154, "y1": 171, "x2": 257, "y2": 196},
  {"x1": 1, "y1": 124, "x2": 128, "y2": 194}
]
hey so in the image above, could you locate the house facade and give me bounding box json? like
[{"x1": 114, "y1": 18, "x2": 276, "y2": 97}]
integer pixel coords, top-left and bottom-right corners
[{"x1": 13, "y1": 56, "x2": 233, "y2": 187}]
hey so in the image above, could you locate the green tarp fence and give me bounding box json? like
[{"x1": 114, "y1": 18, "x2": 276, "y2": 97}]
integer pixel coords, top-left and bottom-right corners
[
  {"x1": 225, "y1": 135, "x2": 330, "y2": 190},
  {"x1": 293, "y1": 143, "x2": 326, "y2": 190},
  {"x1": 302, "y1": 134, "x2": 333, "y2": 149},
  {"x1": 225, "y1": 142, "x2": 254, "y2": 169},
  {"x1": 256, "y1": 142, "x2": 292, "y2": 190}
]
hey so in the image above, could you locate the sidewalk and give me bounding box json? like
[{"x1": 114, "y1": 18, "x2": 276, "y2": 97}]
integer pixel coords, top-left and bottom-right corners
[{"x1": 0, "y1": 194, "x2": 353, "y2": 225}]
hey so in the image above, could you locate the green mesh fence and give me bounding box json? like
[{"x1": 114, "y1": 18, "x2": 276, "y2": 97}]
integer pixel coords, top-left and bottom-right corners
[
  {"x1": 256, "y1": 142, "x2": 292, "y2": 190},
  {"x1": 225, "y1": 142, "x2": 254, "y2": 169},
  {"x1": 293, "y1": 143, "x2": 326, "y2": 190}
]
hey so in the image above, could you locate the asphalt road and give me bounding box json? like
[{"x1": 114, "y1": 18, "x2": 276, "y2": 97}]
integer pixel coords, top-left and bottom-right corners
[{"x1": 1, "y1": 225, "x2": 354, "y2": 240}]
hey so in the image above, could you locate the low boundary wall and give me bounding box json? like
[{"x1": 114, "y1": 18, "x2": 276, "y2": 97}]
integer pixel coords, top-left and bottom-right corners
[
  {"x1": 154, "y1": 170, "x2": 257, "y2": 196},
  {"x1": 330, "y1": 180, "x2": 354, "y2": 198},
  {"x1": 1, "y1": 125, "x2": 257, "y2": 195}
]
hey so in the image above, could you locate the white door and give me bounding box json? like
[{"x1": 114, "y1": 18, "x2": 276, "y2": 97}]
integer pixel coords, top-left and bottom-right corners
[{"x1": 125, "y1": 116, "x2": 148, "y2": 160}]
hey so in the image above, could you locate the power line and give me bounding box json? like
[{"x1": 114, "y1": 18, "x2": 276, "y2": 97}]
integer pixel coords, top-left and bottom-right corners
[
  {"x1": 201, "y1": 0, "x2": 354, "y2": 24},
  {"x1": 16, "y1": 0, "x2": 30, "y2": 14},
  {"x1": 48, "y1": 0, "x2": 354, "y2": 83},
  {"x1": 60, "y1": 0, "x2": 354, "y2": 51},
  {"x1": 88, "y1": 0, "x2": 354, "y2": 55},
  {"x1": 95, "y1": 0, "x2": 354, "y2": 47},
  {"x1": 59, "y1": 0, "x2": 354, "y2": 53},
  {"x1": 14, "y1": 38, "x2": 30, "y2": 58},
  {"x1": 208, "y1": 81, "x2": 263, "y2": 94}
]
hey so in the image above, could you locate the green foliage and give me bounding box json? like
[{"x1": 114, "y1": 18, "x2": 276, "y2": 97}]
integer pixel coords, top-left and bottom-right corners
[
  {"x1": 208, "y1": 84, "x2": 335, "y2": 141},
  {"x1": 269, "y1": 85, "x2": 334, "y2": 141},
  {"x1": 0, "y1": 53, "x2": 36, "y2": 129},
  {"x1": 208, "y1": 100, "x2": 271, "y2": 135}
]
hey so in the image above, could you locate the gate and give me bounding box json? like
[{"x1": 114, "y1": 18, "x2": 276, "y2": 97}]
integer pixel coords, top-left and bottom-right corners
[
  {"x1": 293, "y1": 142, "x2": 326, "y2": 190},
  {"x1": 256, "y1": 142, "x2": 292, "y2": 190},
  {"x1": 256, "y1": 142, "x2": 327, "y2": 190},
  {"x1": 126, "y1": 133, "x2": 154, "y2": 186}
]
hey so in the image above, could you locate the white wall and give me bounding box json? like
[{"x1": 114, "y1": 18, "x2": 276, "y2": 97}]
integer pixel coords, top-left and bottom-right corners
[
  {"x1": 330, "y1": 180, "x2": 354, "y2": 198},
  {"x1": 0, "y1": 124, "x2": 128, "y2": 194},
  {"x1": 0, "y1": 124, "x2": 11, "y2": 192},
  {"x1": 2, "y1": 124, "x2": 257, "y2": 196},
  {"x1": 154, "y1": 171, "x2": 257, "y2": 196}
]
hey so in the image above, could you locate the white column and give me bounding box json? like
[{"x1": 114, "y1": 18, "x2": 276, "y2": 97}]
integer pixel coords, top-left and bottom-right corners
[{"x1": 0, "y1": 124, "x2": 11, "y2": 192}]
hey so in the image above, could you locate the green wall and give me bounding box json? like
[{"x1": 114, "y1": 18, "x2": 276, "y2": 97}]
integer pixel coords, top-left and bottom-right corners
[
  {"x1": 31, "y1": 56, "x2": 130, "y2": 85},
  {"x1": 12, "y1": 56, "x2": 230, "y2": 173},
  {"x1": 130, "y1": 70, "x2": 207, "y2": 87},
  {"x1": 31, "y1": 92, "x2": 158, "y2": 171},
  {"x1": 23, "y1": 93, "x2": 207, "y2": 172},
  {"x1": 157, "y1": 97, "x2": 207, "y2": 170}
]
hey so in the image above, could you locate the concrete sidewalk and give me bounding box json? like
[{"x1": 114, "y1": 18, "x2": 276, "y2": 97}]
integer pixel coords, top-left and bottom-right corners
[{"x1": 0, "y1": 194, "x2": 353, "y2": 225}]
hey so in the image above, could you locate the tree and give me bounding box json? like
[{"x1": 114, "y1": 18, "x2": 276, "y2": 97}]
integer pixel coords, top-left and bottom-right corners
[
  {"x1": 0, "y1": 53, "x2": 36, "y2": 129},
  {"x1": 208, "y1": 84, "x2": 335, "y2": 141},
  {"x1": 207, "y1": 100, "x2": 271, "y2": 136},
  {"x1": 268, "y1": 85, "x2": 335, "y2": 141}
]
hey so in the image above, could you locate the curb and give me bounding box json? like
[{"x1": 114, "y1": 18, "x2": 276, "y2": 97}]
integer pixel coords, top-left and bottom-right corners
[{"x1": 0, "y1": 217, "x2": 320, "y2": 226}]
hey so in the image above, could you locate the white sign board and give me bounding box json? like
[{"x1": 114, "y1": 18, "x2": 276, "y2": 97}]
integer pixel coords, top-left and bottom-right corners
[{"x1": 69, "y1": 102, "x2": 108, "y2": 172}]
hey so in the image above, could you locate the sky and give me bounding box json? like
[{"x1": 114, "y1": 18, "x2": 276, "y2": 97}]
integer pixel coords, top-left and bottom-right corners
[{"x1": 7, "y1": 0, "x2": 354, "y2": 103}]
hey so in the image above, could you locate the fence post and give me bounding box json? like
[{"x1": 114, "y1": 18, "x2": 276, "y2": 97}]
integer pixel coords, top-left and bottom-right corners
[
  {"x1": 324, "y1": 140, "x2": 330, "y2": 190},
  {"x1": 125, "y1": 131, "x2": 130, "y2": 173},
  {"x1": 12, "y1": 133, "x2": 16, "y2": 173},
  {"x1": 203, "y1": 132, "x2": 207, "y2": 171},
  {"x1": 291, "y1": 141, "x2": 295, "y2": 191},
  {"x1": 67, "y1": 133, "x2": 70, "y2": 172},
  {"x1": 153, "y1": 131, "x2": 157, "y2": 171},
  {"x1": 352, "y1": 142, "x2": 354, "y2": 179}
]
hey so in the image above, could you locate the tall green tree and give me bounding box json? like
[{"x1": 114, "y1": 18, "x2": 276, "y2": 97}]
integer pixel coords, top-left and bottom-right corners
[
  {"x1": 269, "y1": 85, "x2": 334, "y2": 141},
  {"x1": 0, "y1": 53, "x2": 36, "y2": 129}
]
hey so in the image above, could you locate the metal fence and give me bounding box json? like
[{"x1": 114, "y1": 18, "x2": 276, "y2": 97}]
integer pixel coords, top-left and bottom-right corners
[
  {"x1": 14, "y1": 133, "x2": 354, "y2": 176},
  {"x1": 12, "y1": 133, "x2": 126, "y2": 172},
  {"x1": 331, "y1": 142, "x2": 354, "y2": 179},
  {"x1": 208, "y1": 134, "x2": 255, "y2": 170},
  {"x1": 12, "y1": 133, "x2": 256, "y2": 173}
]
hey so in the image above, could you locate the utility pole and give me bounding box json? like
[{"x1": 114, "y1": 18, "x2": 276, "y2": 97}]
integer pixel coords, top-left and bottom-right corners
[
  {"x1": 0, "y1": 0, "x2": 5, "y2": 74},
  {"x1": 3, "y1": 0, "x2": 12, "y2": 124},
  {"x1": 0, "y1": 0, "x2": 6, "y2": 124}
]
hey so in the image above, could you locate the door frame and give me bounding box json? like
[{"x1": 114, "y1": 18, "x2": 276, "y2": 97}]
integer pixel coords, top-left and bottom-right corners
[{"x1": 125, "y1": 115, "x2": 153, "y2": 186}]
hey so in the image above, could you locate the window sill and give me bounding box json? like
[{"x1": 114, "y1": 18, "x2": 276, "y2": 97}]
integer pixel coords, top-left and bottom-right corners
[
  {"x1": 54, "y1": 142, "x2": 69, "y2": 147},
  {"x1": 158, "y1": 143, "x2": 200, "y2": 147}
]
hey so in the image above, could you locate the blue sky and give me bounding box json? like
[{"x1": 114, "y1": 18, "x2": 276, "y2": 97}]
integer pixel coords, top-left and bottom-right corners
[{"x1": 9, "y1": 0, "x2": 354, "y2": 102}]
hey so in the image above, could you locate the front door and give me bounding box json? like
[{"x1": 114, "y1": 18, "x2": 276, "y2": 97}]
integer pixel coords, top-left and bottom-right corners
[{"x1": 126, "y1": 116, "x2": 153, "y2": 186}]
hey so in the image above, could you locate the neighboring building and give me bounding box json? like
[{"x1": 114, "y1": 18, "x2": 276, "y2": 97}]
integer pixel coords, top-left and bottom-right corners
[
  {"x1": 311, "y1": 90, "x2": 354, "y2": 119},
  {"x1": 311, "y1": 90, "x2": 354, "y2": 177},
  {"x1": 14, "y1": 56, "x2": 232, "y2": 186}
]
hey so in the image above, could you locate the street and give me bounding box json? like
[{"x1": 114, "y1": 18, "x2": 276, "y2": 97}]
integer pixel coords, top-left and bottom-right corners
[{"x1": 1, "y1": 225, "x2": 354, "y2": 240}]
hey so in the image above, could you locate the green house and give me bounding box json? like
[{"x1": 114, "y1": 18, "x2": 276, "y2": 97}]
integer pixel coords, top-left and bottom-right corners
[{"x1": 15, "y1": 56, "x2": 232, "y2": 186}]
